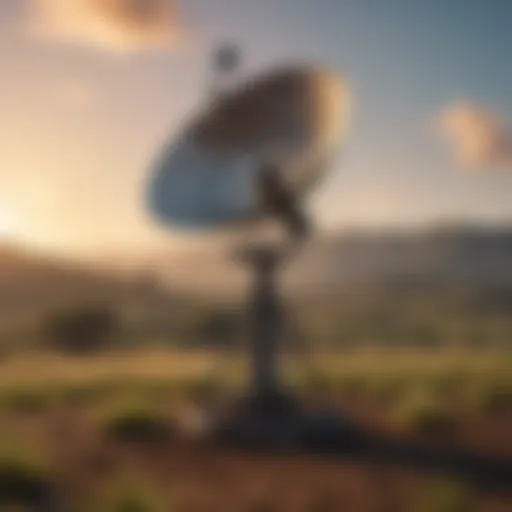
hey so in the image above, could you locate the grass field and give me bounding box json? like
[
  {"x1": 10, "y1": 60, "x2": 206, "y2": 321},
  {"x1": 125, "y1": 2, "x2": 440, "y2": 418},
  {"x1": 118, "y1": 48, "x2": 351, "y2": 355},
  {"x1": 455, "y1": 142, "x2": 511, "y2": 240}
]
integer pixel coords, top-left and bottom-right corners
[{"x1": 0, "y1": 349, "x2": 511, "y2": 511}]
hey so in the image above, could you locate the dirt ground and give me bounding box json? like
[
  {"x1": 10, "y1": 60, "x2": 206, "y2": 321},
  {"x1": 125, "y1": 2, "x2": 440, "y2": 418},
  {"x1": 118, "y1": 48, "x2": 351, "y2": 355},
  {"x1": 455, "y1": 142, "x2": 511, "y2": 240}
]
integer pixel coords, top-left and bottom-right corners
[{"x1": 4, "y1": 404, "x2": 512, "y2": 512}]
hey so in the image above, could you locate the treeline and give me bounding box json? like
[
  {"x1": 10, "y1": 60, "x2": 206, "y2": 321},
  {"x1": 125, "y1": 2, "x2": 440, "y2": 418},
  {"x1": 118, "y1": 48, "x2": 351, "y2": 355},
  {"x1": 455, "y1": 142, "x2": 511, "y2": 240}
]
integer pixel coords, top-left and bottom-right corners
[
  {"x1": 2, "y1": 281, "x2": 512, "y2": 356},
  {"x1": 34, "y1": 303, "x2": 242, "y2": 355}
]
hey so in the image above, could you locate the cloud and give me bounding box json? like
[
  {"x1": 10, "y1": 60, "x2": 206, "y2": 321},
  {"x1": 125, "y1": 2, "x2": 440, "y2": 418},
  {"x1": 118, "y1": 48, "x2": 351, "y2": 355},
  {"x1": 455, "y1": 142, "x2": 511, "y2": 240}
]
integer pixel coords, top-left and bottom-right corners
[
  {"x1": 437, "y1": 102, "x2": 512, "y2": 171},
  {"x1": 29, "y1": 0, "x2": 181, "y2": 52}
]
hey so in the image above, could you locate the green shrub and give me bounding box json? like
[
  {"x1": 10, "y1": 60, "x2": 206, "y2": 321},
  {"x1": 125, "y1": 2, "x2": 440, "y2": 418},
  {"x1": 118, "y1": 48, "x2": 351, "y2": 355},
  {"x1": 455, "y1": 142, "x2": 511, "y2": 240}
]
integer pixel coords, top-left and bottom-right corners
[
  {"x1": 393, "y1": 389, "x2": 454, "y2": 435},
  {"x1": 98, "y1": 480, "x2": 167, "y2": 512},
  {"x1": 0, "y1": 387, "x2": 55, "y2": 414},
  {"x1": 0, "y1": 443, "x2": 54, "y2": 509},
  {"x1": 99, "y1": 401, "x2": 172, "y2": 444},
  {"x1": 407, "y1": 480, "x2": 473, "y2": 512}
]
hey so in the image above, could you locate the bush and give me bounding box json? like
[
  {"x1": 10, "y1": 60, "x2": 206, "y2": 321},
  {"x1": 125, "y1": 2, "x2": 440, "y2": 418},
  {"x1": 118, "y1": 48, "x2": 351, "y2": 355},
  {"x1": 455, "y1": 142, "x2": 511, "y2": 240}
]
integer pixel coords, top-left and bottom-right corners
[
  {"x1": 42, "y1": 305, "x2": 119, "y2": 354},
  {"x1": 407, "y1": 480, "x2": 472, "y2": 512},
  {"x1": 0, "y1": 387, "x2": 55, "y2": 414},
  {"x1": 466, "y1": 381, "x2": 512, "y2": 414},
  {"x1": 393, "y1": 389, "x2": 454, "y2": 436},
  {"x1": 99, "y1": 402, "x2": 172, "y2": 445},
  {"x1": 0, "y1": 443, "x2": 54, "y2": 509},
  {"x1": 98, "y1": 480, "x2": 167, "y2": 512}
]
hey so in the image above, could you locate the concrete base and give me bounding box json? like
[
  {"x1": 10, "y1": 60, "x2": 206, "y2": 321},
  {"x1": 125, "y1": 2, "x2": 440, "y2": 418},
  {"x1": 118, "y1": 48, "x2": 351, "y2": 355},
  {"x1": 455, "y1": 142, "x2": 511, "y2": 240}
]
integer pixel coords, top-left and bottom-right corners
[{"x1": 209, "y1": 391, "x2": 362, "y2": 453}]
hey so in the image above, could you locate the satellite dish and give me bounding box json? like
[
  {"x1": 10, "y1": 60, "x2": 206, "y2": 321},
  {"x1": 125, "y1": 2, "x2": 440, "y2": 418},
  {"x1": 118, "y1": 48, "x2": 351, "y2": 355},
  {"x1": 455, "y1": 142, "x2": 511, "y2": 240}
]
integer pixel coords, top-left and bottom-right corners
[
  {"x1": 147, "y1": 65, "x2": 350, "y2": 239},
  {"x1": 145, "y1": 60, "x2": 352, "y2": 446}
]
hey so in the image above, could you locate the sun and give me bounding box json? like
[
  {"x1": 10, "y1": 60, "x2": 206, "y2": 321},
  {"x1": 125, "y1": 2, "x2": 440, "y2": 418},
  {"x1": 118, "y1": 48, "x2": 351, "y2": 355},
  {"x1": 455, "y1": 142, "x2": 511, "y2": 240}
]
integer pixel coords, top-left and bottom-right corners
[{"x1": 0, "y1": 209, "x2": 21, "y2": 240}]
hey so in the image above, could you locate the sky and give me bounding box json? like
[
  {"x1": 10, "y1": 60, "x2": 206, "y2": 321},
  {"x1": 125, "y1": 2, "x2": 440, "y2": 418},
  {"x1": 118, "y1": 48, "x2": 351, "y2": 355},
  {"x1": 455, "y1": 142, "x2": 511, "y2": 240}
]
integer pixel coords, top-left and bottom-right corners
[{"x1": 0, "y1": 0, "x2": 511, "y2": 258}]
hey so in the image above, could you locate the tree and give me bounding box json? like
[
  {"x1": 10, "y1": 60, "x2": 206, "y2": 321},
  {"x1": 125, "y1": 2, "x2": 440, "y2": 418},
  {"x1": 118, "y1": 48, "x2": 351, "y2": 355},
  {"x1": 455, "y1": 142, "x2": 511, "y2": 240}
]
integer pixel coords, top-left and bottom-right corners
[{"x1": 42, "y1": 305, "x2": 119, "y2": 354}]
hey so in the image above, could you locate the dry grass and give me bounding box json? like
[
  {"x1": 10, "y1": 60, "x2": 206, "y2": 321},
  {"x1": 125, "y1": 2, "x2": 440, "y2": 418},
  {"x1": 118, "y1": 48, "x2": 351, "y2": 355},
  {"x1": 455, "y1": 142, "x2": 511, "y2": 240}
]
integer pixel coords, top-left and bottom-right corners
[
  {"x1": 0, "y1": 349, "x2": 510, "y2": 415},
  {"x1": 0, "y1": 350, "x2": 218, "y2": 388},
  {"x1": 0, "y1": 346, "x2": 509, "y2": 511}
]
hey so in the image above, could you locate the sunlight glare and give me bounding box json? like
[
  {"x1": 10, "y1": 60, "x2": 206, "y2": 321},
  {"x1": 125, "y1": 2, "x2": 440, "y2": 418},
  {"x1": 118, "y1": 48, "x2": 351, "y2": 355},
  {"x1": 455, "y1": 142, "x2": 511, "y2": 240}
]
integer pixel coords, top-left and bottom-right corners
[{"x1": 0, "y1": 209, "x2": 21, "y2": 241}]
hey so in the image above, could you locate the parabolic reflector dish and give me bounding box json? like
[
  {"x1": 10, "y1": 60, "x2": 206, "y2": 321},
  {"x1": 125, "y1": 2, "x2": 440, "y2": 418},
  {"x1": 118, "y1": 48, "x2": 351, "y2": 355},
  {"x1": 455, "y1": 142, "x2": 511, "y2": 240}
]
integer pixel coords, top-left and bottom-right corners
[{"x1": 147, "y1": 66, "x2": 350, "y2": 231}]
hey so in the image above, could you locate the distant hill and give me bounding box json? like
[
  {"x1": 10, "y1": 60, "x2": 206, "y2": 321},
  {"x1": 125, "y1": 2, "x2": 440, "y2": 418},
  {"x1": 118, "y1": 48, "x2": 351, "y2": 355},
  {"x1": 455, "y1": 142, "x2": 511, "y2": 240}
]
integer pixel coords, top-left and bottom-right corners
[
  {"x1": 0, "y1": 243, "x2": 180, "y2": 344},
  {"x1": 156, "y1": 227, "x2": 512, "y2": 299},
  {"x1": 153, "y1": 227, "x2": 512, "y2": 350},
  {"x1": 3, "y1": 227, "x2": 512, "y2": 304},
  {"x1": 1, "y1": 227, "x2": 512, "y2": 349}
]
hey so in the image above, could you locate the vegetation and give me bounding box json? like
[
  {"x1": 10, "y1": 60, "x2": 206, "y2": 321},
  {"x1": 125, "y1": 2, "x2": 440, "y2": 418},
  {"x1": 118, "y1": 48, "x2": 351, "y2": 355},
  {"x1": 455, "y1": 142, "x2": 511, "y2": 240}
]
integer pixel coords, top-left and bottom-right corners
[
  {"x1": 97, "y1": 480, "x2": 168, "y2": 512},
  {"x1": 392, "y1": 388, "x2": 454, "y2": 435},
  {"x1": 41, "y1": 304, "x2": 119, "y2": 354},
  {"x1": 407, "y1": 480, "x2": 473, "y2": 512},
  {"x1": 0, "y1": 350, "x2": 509, "y2": 413},
  {"x1": 0, "y1": 439, "x2": 54, "y2": 509},
  {"x1": 0, "y1": 350, "x2": 508, "y2": 510},
  {"x1": 0, "y1": 386, "x2": 55, "y2": 414},
  {"x1": 99, "y1": 400, "x2": 173, "y2": 444}
]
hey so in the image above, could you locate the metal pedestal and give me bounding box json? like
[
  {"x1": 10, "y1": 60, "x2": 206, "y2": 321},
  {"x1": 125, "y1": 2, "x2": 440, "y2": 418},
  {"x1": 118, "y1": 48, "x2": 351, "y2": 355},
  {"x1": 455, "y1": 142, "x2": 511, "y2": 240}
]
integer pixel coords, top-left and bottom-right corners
[{"x1": 206, "y1": 245, "x2": 358, "y2": 451}]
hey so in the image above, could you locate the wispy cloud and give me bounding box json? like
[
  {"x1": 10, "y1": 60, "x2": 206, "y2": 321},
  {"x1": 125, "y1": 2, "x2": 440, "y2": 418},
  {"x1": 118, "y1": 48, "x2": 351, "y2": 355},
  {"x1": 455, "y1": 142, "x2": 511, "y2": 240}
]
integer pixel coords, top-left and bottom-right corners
[
  {"x1": 437, "y1": 102, "x2": 512, "y2": 171},
  {"x1": 28, "y1": 0, "x2": 181, "y2": 52}
]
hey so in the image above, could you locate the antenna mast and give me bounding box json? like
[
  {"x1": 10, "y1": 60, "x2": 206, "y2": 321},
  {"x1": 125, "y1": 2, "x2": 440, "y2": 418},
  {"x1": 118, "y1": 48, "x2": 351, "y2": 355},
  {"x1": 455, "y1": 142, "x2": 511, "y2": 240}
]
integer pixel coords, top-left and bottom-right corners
[{"x1": 211, "y1": 42, "x2": 241, "y2": 98}]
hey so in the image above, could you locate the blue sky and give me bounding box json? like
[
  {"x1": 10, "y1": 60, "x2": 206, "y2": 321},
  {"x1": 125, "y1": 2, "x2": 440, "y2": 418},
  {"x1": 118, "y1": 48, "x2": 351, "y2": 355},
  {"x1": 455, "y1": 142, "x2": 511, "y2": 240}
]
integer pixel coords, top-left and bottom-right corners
[{"x1": 0, "y1": 0, "x2": 511, "y2": 255}]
